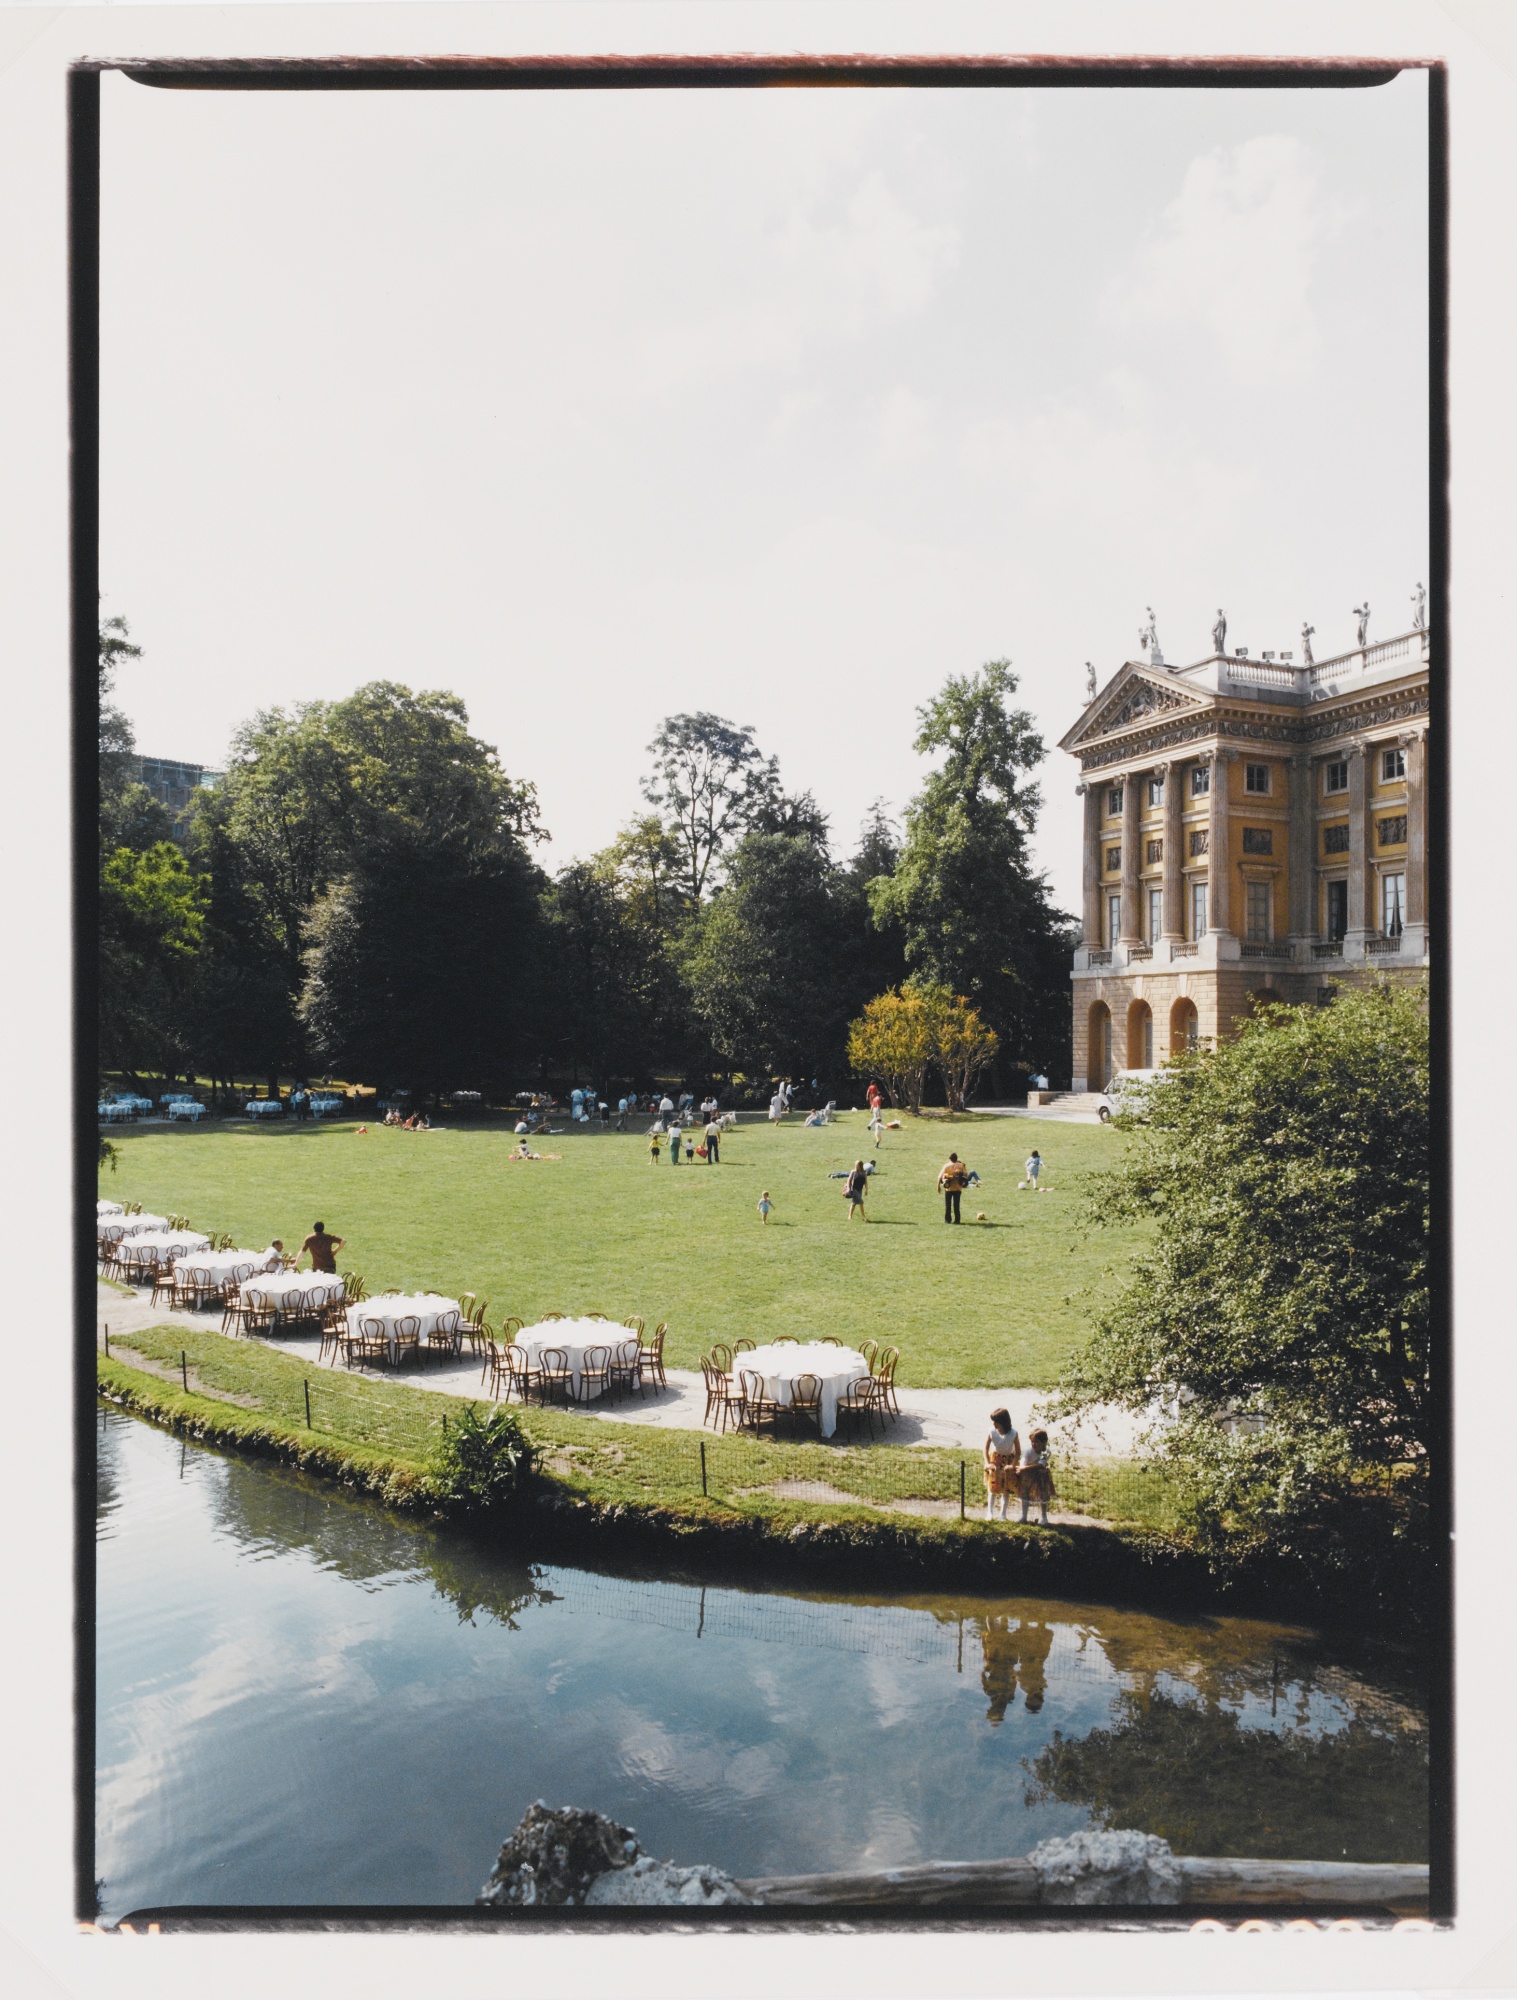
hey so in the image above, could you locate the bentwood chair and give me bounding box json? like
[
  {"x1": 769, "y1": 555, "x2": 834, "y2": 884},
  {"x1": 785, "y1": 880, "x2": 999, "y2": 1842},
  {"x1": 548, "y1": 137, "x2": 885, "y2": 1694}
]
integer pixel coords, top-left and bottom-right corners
[
  {"x1": 857, "y1": 1338, "x2": 879, "y2": 1372},
  {"x1": 538, "y1": 1310, "x2": 565, "y2": 1322},
  {"x1": 426, "y1": 1308, "x2": 462, "y2": 1364},
  {"x1": 709, "y1": 1341, "x2": 733, "y2": 1378},
  {"x1": 773, "y1": 1335, "x2": 799, "y2": 1346},
  {"x1": 346, "y1": 1316, "x2": 389, "y2": 1370},
  {"x1": 639, "y1": 1323, "x2": 668, "y2": 1391},
  {"x1": 733, "y1": 1337, "x2": 756, "y2": 1354},
  {"x1": 738, "y1": 1369, "x2": 780, "y2": 1435},
  {"x1": 872, "y1": 1347, "x2": 901, "y2": 1422},
  {"x1": 535, "y1": 1346, "x2": 574, "y2": 1406},
  {"x1": 701, "y1": 1357, "x2": 742, "y2": 1433},
  {"x1": 787, "y1": 1374, "x2": 824, "y2": 1438},
  {"x1": 621, "y1": 1315, "x2": 645, "y2": 1341},
  {"x1": 490, "y1": 1342, "x2": 534, "y2": 1404},
  {"x1": 576, "y1": 1345, "x2": 611, "y2": 1404},
  {"x1": 151, "y1": 1262, "x2": 178, "y2": 1311},
  {"x1": 392, "y1": 1315, "x2": 422, "y2": 1368},
  {"x1": 480, "y1": 1315, "x2": 518, "y2": 1383},
  {"x1": 836, "y1": 1375, "x2": 880, "y2": 1441},
  {"x1": 607, "y1": 1338, "x2": 641, "y2": 1403},
  {"x1": 818, "y1": 1336, "x2": 844, "y2": 1346}
]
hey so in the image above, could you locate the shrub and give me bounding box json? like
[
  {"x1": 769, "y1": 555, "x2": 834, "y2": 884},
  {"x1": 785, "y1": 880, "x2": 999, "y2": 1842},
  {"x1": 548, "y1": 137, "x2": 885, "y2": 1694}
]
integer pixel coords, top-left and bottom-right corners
[{"x1": 429, "y1": 1402, "x2": 535, "y2": 1514}]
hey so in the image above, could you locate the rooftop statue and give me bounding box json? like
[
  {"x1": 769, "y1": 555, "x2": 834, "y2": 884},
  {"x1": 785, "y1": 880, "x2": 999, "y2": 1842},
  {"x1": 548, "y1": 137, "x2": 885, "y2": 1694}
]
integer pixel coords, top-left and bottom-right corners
[
  {"x1": 1211, "y1": 608, "x2": 1227, "y2": 656},
  {"x1": 1139, "y1": 606, "x2": 1164, "y2": 667},
  {"x1": 1085, "y1": 661, "x2": 1097, "y2": 702},
  {"x1": 1411, "y1": 582, "x2": 1427, "y2": 632},
  {"x1": 1300, "y1": 621, "x2": 1315, "y2": 666},
  {"x1": 1353, "y1": 601, "x2": 1371, "y2": 648}
]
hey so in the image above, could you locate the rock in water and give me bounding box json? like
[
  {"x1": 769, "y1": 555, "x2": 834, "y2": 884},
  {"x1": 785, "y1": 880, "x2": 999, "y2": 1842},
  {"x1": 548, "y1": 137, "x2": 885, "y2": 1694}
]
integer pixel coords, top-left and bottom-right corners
[
  {"x1": 477, "y1": 1802, "x2": 752, "y2": 1908},
  {"x1": 1028, "y1": 1831, "x2": 1180, "y2": 1905}
]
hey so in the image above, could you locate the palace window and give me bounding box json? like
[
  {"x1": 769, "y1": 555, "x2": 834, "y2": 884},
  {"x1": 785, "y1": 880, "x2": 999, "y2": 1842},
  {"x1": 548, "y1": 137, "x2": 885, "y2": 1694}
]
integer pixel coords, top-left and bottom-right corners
[
  {"x1": 1106, "y1": 893, "x2": 1121, "y2": 948},
  {"x1": 1382, "y1": 872, "x2": 1406, "y2": 937},
  {"x1": 1323, "y1": 823, "x2": 1350, "y2": 855},
  {"x1": 1147, "y1": 888, "x2": 1163, "y2": 943},
  {"x1": 1242, "y1": 827, "x2": 1273, "y2": 856},
  {"x1": 1190, "y1": 880, "x2": 1208, "y2": 939},
  {"x1": 1326, "y1": 880, "x2": 1348, "y2": 941},
  {"x1": 1378, "y1": 816, "x2": 1407, "y2": 846},
  {"x1": 1190, "y1": 765, "x2": 1210, "y2": 797},
  {"x1": 1107, "y1": 787, "x2": 1124, "y2": 816},
  {"x1": 1324, "y1": 760, "x2": 1349, "y2": 794},
  {"x1": 1147, "y1": 775, "x2": 1165, "y2": 807},
  {"x1": 1245, "y1": 763, "x2": 1271, "y2": 795},
  {"x1": 1188, "y1": 829, "x2": 1208, "y2": 857},
  {"x1": 1146, "y1": 838, "x2": 1163, "y2": 864},
  {"x1": 1106, "y1": 846, "x2": 1121, "y2": 873},
  {"x1": 1381, "y1": 747, "x2": 1407, "y2": 781},
  {"x1": 1245, "y1": 880, "x2": 1272, "y2": 941}
]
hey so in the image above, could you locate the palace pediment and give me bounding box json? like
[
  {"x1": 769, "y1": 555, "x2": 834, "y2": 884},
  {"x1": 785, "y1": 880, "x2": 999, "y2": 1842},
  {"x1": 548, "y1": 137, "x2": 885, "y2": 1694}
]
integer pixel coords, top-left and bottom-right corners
[{"x1": 1058, "y1": 663, "x2": 1211, "y2": 754}]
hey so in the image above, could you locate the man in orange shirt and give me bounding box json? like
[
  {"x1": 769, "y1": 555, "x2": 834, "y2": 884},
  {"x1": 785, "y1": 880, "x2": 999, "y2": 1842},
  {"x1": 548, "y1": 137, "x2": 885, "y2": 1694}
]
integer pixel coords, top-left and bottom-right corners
[
  {"x1": 938, "y1": 1152, "x2": 969, "y2": 1225},
  {"x1": 299, "y1": 1221, "x2": 344, "y2": 1273}
]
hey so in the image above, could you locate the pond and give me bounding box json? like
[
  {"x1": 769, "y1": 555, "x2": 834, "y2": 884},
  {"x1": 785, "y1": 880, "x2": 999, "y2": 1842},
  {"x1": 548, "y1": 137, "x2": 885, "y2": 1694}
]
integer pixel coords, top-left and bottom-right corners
[{"x1": 95, "y1": 1409, "x2": 1427, "y2": 1919}]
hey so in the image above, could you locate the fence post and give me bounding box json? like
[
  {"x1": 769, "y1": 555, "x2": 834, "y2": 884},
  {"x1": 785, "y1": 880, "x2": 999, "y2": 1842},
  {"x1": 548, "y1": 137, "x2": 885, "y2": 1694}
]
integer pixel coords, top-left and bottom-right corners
[
  {"x1": 303, "y1": 1379, "x2": 312, "y2": 1428},
  {"x1": 103, "y1": 1325, "x2": 109, "y2": 1357},
  {"x1": 700, "y1": 1439, "x2": 708, "y2": 1497},
  {"x1": 180, "y1": 1351, "x2": 188, "y2": 1391},
  {"x1": 960, "y1": 1459, "x2": 966, "y2": 1520}
]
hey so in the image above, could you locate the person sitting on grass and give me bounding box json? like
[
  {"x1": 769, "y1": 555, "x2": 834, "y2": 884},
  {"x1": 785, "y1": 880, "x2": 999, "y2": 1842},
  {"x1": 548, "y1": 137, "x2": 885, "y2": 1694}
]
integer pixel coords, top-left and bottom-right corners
[
  {"x1": 1017, "y1": 1430, "x2": 1057, "y2": 1526},
  {"x1": 844, "y1": 1159, "x2": 869, "y2": 1222},
  {"x1": 984, "y1": 1408, "x2": 1021, "y2": 1521},
  {"x1": 757, "y1": 1190, "x2": 774, "y2": 1225}
]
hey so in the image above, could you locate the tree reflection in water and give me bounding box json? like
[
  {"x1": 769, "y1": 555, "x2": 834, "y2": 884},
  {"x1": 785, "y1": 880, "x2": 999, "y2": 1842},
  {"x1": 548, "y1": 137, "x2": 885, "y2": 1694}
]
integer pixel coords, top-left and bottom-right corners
[{"x1": 1022, "y1": 1690, "x2": 1427, "y2": 1862}]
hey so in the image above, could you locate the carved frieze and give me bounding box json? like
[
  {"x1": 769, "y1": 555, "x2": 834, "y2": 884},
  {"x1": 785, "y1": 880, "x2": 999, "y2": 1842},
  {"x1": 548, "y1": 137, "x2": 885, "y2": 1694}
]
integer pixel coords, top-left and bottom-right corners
[
  {"x1": 1086, "y1": 675, "x2": 1192, "y2": 737},
  {"x1": 1075, "y1": 685, "x2": 1428, "y2": 772}
]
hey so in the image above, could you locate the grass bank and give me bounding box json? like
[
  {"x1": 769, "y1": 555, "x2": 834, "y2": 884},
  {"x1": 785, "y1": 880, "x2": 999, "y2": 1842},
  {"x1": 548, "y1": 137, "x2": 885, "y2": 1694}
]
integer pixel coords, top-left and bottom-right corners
[
  {"x1": 99, "y1": 1111, "x2": 1146, "y2": 1389},
  {"x1": 96, "y1": 1331, "x2": 1407, "y2": 1630}
]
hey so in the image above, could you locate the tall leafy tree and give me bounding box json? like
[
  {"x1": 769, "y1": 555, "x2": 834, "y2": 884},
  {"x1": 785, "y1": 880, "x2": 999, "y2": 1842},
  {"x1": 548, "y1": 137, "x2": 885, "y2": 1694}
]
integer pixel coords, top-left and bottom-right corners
[
  {"x1": 641, "y1": 712, "x2": 780, "y2": 903},
  {"x1": 871, "y1": 661, "x2": 1078, "y2": 1081},
  {"x1": 1060, "y1": 981, "x2": 1430, "y2": 1566},
  {"x1": 98, "y1": 613, "x2": 172, "y2": 854},
  {"x1": 683, "y1": 832, "x2": 848, "y2": 1082},
  {"x1": 99, "y1": 842, "x2": 207, "y2": 1075}
]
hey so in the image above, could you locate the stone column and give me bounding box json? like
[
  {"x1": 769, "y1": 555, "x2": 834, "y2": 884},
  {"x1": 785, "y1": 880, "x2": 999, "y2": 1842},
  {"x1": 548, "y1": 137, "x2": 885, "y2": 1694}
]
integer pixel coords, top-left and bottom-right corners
[
  {"x1": 1079, "y1": 782, "x2": 1103, "y2": 945},
  {"x1": 1402, "y1": 727, "x2": 1427, "y2": 926},
  {"x1": 1288, "y1": 751, "x2": 1315, "y2": 949},
  {"x1": 1346, "y1": 743, "x2": 1369, "y2": 944},
  {"x1": 1160, "y1": 761, "x2": 1184, "y2": 938},
  {"x1": 1206, "y1": 749, "x2": 1234, "y2": 935},
  {"x1": 1119, "y1": 772, "x2": 1142, "y2": 943}
]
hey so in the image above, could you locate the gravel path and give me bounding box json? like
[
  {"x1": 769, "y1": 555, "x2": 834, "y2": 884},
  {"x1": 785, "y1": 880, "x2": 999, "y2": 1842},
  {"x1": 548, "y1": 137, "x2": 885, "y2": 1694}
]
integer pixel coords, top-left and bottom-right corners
[{"x1": 97, "y1": 1282, "x2": 1155, "y2": 1455}]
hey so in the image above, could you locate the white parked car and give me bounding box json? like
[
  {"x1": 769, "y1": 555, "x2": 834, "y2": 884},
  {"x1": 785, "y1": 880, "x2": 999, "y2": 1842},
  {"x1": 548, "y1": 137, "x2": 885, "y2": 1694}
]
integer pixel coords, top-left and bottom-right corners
[{"x1": 1094, "y1": 1067, "x2": 1168, "y2": 1123}]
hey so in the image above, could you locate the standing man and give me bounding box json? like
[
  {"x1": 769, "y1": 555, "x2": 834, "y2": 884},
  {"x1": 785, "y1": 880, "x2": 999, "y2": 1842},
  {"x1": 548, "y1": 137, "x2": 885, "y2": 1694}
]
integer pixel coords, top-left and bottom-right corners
[
  {"x1": 667, "y1": 1116, "x2": 682, "y2": 1165},
  {"x1": 938, "y1": 1153, "x2": 969, "y2": 1224},
  {"x1": 299, "y1": 1220, "x2": 344, "y2": 1272},
  {"x1": 704, "y1": 1113, "x2": 721, "y2": 1164}
]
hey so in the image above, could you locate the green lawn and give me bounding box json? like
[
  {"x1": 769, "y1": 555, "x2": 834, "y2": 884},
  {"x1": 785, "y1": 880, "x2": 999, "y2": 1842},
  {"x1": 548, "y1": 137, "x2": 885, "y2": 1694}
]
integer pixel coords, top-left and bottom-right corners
[{"x1": 101, "y1": 1110, "x2": 1148, "y2": 1389}]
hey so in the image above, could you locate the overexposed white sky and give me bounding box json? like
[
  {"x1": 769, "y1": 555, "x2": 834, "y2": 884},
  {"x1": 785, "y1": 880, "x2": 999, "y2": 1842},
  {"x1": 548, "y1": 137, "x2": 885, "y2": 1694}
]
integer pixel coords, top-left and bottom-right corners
[{"x1": 100, "y1": 68, "x2": 1429, "y2": 910}]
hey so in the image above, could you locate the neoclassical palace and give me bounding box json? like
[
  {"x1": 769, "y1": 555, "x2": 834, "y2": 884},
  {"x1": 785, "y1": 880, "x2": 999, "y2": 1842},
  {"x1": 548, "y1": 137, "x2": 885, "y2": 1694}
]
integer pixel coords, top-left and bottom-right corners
[{"x1": 1060, "y1": 620, "x2": 1430, "y2": 1090}]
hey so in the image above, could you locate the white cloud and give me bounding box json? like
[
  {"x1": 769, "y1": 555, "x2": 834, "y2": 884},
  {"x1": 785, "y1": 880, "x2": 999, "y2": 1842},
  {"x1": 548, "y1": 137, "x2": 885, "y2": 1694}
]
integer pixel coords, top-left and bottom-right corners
[
  {"x1": 871, "y1": 384, "x2": 935, "y2": 465},
  {"x1": 1109, "y1": 135, "x2": 1351, "y2": 384}
]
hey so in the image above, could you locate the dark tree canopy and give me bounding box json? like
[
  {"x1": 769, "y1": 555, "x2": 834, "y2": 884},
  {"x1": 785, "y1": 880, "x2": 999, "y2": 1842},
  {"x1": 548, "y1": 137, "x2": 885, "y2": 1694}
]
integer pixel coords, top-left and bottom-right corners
[{"x1": 640, "y1": 712, "x2": 781, "y2": 903}]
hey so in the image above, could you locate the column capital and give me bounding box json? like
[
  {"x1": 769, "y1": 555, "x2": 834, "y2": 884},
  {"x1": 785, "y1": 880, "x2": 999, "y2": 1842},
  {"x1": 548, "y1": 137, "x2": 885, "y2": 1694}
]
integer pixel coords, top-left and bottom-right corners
[
  {"x1": 1150, "y1": 759, "x2": 1171, "y2": 780},
  {"x1": 1398, "y1": 723, "x2": 1429, "y2": 748}
]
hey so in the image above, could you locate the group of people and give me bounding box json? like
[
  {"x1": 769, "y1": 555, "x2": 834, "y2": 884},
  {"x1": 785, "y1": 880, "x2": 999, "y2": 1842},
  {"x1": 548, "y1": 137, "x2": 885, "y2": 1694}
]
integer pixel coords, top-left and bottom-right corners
[
  {"x1": 381, "y1": 1108, "x2": 431, "y2": 1130},
  {"x1": 983, "y1": 1408, "x2": 1057, "y2": 1525},
  {"x1": 648, "y1": 1109, "x2": 725, "y2": 1165}
]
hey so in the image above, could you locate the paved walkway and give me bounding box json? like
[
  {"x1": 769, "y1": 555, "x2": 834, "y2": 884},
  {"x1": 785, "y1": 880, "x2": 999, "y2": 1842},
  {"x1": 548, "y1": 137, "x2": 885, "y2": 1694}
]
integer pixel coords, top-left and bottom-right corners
[{"x1": 96, "y1": 1283, "x2": 1154, "y2": 1456}]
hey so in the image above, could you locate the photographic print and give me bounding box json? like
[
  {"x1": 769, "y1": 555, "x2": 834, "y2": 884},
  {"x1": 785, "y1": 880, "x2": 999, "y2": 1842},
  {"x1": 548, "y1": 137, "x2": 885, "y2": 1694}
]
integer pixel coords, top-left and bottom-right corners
[{"x1": 83, "y1": 51, "x2": 1442, "y2": 1930}]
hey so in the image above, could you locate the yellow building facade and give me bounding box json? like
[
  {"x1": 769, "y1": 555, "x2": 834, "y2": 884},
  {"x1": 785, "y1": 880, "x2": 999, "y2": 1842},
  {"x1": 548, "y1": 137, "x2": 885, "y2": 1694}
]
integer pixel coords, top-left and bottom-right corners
[{"x1": 1060, "y1": 624, "x2": 1430, "y2": 1090}]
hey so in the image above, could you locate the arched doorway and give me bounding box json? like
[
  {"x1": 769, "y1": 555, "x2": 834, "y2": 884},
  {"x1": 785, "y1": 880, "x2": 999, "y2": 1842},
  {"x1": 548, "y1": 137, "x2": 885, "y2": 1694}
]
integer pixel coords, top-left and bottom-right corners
[
  {"x1": 1088, "y1": 1002, "x2": 1112, "y2": 1089},
  {"x1": 1127, "y1": 999, "x2": 1153, "y2": 1070},
  {"x1": 1169, "y1": 997, "x2": 1198, "y2": 1057}
]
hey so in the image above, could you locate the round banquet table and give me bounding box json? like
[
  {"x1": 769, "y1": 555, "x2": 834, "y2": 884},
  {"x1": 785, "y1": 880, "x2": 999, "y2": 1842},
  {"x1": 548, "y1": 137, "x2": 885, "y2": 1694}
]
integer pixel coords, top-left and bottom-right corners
[
  {"x1": 117, "y1": 1229, "x2": 211, "y2": 1270},
  {"x1": 345, "y1": 1294, "x2": 461, "y2": 1362},
  {"x1": 97, "y1": 1199, "x2": 124, "y2": 1217},
  {"x1": 736, "y1": 1342, "x2": 871, "y2": 1439},
  {"x1": 98, "y1": 1212, "x2": 170, "y2": 1243},
  {"x1": 240, "y1": 1271, "x2": 346, "y2": 1321},
  {"x1": 168, "y1": 1102, "x2": 207, "y2": 1121},
  {"x1": 173, "y1": 1247, "x2": 282, "y2": 1290},
  {"x1": 518, "y1": 1319, "x2": 638, "y2": 1402}
]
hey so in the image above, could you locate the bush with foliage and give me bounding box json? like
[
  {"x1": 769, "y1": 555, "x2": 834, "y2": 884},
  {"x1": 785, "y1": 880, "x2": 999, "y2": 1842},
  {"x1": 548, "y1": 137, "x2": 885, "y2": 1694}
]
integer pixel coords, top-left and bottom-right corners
[
  {"x1": 1059, "y1": 980, "x2": 1430, "y2": 1572},
  {"x1": 429, "y1": 1403, "x2": 536, "y2": 1514}
]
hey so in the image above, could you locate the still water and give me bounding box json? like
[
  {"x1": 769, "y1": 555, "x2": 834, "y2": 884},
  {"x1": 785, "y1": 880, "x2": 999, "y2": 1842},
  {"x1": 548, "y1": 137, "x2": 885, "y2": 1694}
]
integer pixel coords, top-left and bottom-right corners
[{"x1": 96, "y1": 1410, "x2": 1428, "y2": 1918}]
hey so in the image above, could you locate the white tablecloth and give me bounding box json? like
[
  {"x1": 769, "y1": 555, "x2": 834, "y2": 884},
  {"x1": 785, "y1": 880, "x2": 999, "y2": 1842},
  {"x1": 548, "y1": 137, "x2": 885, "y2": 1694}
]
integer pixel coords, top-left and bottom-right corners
[
  {"x1": 735, "y1": 1343, "x2": 870, "y2": 1438},
  {"x1": 99, "y1": 1213, "x2": 170, "y2": 1243},
  {"x1": 173, "y1": 1248, "x2": 282, "y2": 1289},
  {"x1": 168, "y1": 1102, "x2": 207, "y2": 1121},
  {"x1": 244, "y1": 1100, "x2": 286, "y2": 1119},
  {"x1": 97, "y1": 1200, "x2": 124, "y2": 1216},
  {"x1": 240, "y1": 1271, "x2": 346, "y2": 1316},
  {"x1": 345, "y1": 1294, "x2": 461, "y2": 1361},
  {"x1": 117, "y1": 1229, "x2": 211, "y2": 1268},
  {"x1": 518, "y1": 1318, "x2": 638, "y2": 1401}
]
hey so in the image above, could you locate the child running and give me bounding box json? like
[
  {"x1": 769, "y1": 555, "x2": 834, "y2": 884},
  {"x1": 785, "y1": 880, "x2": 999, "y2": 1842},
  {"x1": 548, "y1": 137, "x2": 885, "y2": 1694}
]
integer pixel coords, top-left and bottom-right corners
[{"x1": 757, "y1": 1191, "x2": 774, "y2": 1225}]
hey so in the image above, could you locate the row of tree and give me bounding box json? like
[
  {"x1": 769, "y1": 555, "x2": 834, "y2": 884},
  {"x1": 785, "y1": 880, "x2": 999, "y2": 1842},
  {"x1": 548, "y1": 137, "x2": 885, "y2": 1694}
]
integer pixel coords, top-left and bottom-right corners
[{"x1": 99, "y1": 624, "x2": 1078, "y2": 1101}]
